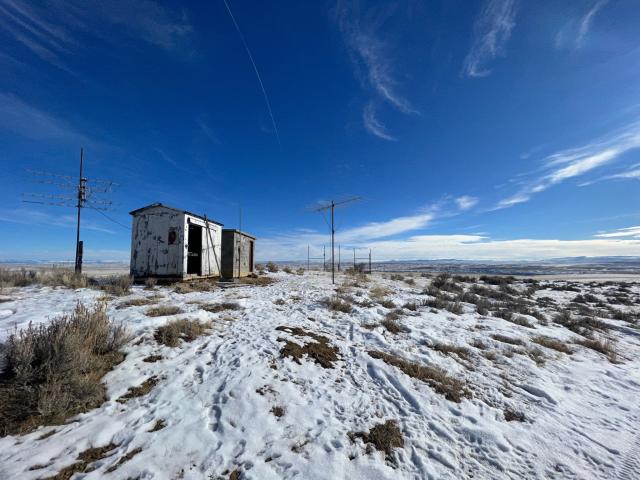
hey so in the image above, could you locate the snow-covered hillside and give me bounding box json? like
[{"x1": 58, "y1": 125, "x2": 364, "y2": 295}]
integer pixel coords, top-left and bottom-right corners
[{"x1": 1, "y1": 272, "x2": 639, "y2": 479}]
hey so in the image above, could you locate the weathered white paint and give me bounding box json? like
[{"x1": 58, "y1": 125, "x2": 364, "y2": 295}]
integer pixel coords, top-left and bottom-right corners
[{"x1": 130, "y1": 204, "x2": 222, "y2": 279}]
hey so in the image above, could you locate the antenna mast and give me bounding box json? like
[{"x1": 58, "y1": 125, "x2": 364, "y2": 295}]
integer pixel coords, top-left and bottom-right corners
[{"x1": 312, "y1": 196, "x2": 361, "y2": 284}]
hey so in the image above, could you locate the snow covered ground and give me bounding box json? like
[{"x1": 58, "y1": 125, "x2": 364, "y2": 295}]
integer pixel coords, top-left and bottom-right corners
[{"x1": 1, "y1": 272, "x2": 639, "y2": 479}]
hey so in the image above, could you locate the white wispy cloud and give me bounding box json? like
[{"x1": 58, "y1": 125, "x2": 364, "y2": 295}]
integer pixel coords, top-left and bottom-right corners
[
  {"x1": 362, "y1": 102, "x2": 396, "y2": 141},
  {"x1": 579, "y1": 164, "x2": 640, "y2": 186},
  {"x1": 577, "y1": 0, "x2": 609, "y2": 48},
  {"x1": 595, "y1": 225, "x2": 640, "y2": 238},
  {"x1": 335, "y1": 0, "x2": 416, "y2": 139},
  {"x1": 0, "y1": 93, "x2": 93, "y2": 145},
  {"x1": 455, "y1": 196, "x2": 479, "y2": 211},
  {"x1": 0, "y1": 0, "x2": 192, "y2": 71},
  {"x1": 258, "y1": 231, "x2": 640, "y2": 262},
  {"x1": 494, "y1": 120, "x2": 640, "y2": 209},
  {"x1": 0, "y1": 208, "x2": 115, "y2": 234},
  {"x1": 462, "y1": 0, "x2": 517, "y2": 78}
]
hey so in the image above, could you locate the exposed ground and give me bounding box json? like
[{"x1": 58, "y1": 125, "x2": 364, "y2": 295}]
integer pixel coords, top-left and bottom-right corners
[{"x1": 0, "y1": 271, "x2": 639, "y2": 479}]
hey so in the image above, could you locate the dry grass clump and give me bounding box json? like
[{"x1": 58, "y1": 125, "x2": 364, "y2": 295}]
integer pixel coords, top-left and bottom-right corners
[
  {"x1": 0, "y1": 302, "x2": 128, "y2": 436},
  {"x1": 576, "y1": 337, "x2": 618, "y2": 363},
  {"x1": 173, "y1": 280, "x2": 216, "y2": 294},
  {"x1": 389, "y1": 274, "x2": 404, "y2": 281},
  {"x1": 378, "y1": 299, "x2": 395, "y2": 309},
  {"x1": 369, "y1": 285, "x2": 391, "y2": 301},
  {"x1": 471, "y1": 338, "x2": 488, "y2": 350},
  {"x1": 349, "y1": 420, "x2": 404, "y2": 462},
  {"x1": 276, "y1": 326, "x2": 339, "y2": 369},
  {"x1": 491, "y1": 334, "x2": 524, "y2": 346},
  {"x1": 0, "y1": 267, "x2": 90, "y2": 291},
  {"x1": 504, "y1": 407, "x2": 526, "y2": 422},
  {"x1": 43, "y1": 443, "x2": 118, "y2": 479},
  {"x1": 117, "y1": 377, "x2": 159, "y2": 403},
  {"x1": 381, "y1": 317, "x2": 402, "y2": 334},
  {"x1": 532, "y1": 336, "x2": 573, "y2": 354},
  {"x1": 320, "y1": 296, "x2": 353, "y2": 314},
  {"x1": 238, "y1": 276, "x2": 276, "y2": 286},
  {"x1": 282, "y1": 266, "x2": 294, "y2": 274},
  {"x1": 145, "y1": 305, "x2": 183, "y2": 317},
  {"x1": 200, "y1": 301, "x2": 241, "y2": 313},
  {"x1": 96, "y1": 275, "x2": 132, "y2": 296},
  {"x1": 105, "y1": 447, "x2": 142, "y2": 473},
  {"x1": 149, "y1": 419, "x2": 166, "y2": 432},
  {"x1": 154, "y1": 319, "x2": 211, "y2": 347},
  {"x1": 116, "y1": 297, "x2": 156, "y2": 309},
  {"x1": 554, "y1": 311, "x2": 609, "y2": 337},
  {"x1": 368, "y1": 350, "x2": 471, "y2": 402},
  {"x1": 432, "y1": 343, "x2": 470, "y2": 360},
  {"x1": 265, "y1": 261, "x2": 279, "y2": 273}
]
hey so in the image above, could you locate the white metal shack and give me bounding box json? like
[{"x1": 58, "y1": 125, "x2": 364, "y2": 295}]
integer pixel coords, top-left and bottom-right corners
[{"x1": 129, "y1": 203, "x2": 223, "y2": 279}]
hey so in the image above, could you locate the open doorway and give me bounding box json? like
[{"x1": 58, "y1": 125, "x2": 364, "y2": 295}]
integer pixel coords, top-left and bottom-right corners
[
  {"x1": 249, "y1": 240, "x2": 254, "y2": 272},
  {"x1": 187, "y1": 223, "x2": 202, "y2": 275}
]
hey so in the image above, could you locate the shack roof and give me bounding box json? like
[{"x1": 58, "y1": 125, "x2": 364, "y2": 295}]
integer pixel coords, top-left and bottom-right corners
[
  {"x1": 129, "y1": 203, "x2": 224, "y2": 226},
  {"x1": 222, "y1": 229, "x2": 256, "y2": 240}
]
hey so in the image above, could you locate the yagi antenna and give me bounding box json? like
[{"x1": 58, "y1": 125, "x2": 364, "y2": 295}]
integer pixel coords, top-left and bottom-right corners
[{"x1": 310, "y1": 196, "x2": 361, "y2": 284}]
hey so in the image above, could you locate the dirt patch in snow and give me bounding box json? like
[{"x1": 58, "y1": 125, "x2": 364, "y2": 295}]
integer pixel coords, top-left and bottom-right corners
[
  {"x1": 276, "y1": 326, "x2": 339, "y2": 368},
  {"x1": 349, "y1": 420, "x2": 404, "y2": 462},
  {"x1": 117, "y1": 376, "x2": 159, "y2": 403},
  {"x1": 43, "y1": 443, "x2": 117, "y2": 479}
]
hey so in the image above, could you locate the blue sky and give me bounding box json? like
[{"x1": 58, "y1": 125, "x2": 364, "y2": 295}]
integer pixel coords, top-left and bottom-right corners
[{"x1": 1, "y1": 0, "x2": 640, "y2": 262}]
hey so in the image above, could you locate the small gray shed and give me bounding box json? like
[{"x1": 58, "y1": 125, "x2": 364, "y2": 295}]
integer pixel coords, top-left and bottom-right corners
[
  {"x1": 129, "y1": 203, "x2": 223, "y2": 280},
  {"x1": 221, "y1": 229, "x2": 256, "y2": 278}
]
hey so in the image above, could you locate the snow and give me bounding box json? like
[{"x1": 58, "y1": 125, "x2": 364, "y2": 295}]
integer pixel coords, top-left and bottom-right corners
[{"x1": 1, "y1": 272, "x2": 639, "y2": 479}]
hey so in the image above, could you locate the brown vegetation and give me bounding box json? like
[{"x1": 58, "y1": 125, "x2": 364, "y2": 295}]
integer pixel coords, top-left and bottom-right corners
[
  {"x1": 532, "y1": 336, "x2": 573, "y2": 354},
  {"x1": 145, "y1": 305, "x2": 183, "y2": 317},
  {"x1": 0, "y1": 302, "x2": 127, "y2": 436},
  {"x1": 349, "y1": 420, "x2": 404, "y2": 462},
  {"x1": 320, "y1": 296, "x2": 353, "y2": 314},
  {"x1": 367, "y1": 350, "x2": 471, "y2": 402},
  {"x1": 276, "y1": 326, "x2": 339, "y2": 369},
  {"x1": 43, "y1": 443, "x2": 117, "y2": 480},
  {"x1": 154, "y1": 319, "x2": 211, "y2": 347},
  {"x1": 117, "y1": 376, "x2": 159, "y2": 403}
]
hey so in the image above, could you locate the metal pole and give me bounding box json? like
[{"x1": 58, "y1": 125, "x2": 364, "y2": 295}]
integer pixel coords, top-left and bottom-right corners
[
  {"x1": 74, "y1": 148, "x2": 84, "y2": 274},
  {"x1": 331, "y1": 201, "x2": 335, "y2": 284}
]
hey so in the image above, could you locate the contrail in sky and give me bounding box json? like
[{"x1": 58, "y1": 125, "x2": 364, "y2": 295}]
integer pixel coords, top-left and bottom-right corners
[{"x1": 222, "y1": 0, "x2": 281, "y2": 146}]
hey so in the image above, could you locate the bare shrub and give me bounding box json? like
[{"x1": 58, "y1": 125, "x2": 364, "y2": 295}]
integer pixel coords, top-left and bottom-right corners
[
  {"x1": 0, "y1": 267, "x2": 90, "y2": 291},
  {"x1": 554, "y1": 311, "x2": 609, "y2": 337},
  {"x1": 145, "y1": 305, "x2": 183, "y2": 317},
  {"x1": 349, "y1": 420, "x2": 404, "y2": 462},
  {"x1": 379, "y1": 299, "x2": 395, "y2": 309},
  {"x1": 173, "y1": 281, "x2": 216, "y2": 294},
  {"x1": 471, "y1": 338, "x2": 488, "y2": 350},
  {"x1": 282, "y1": 266, "x2": 293, "y2": 274},
  {"x1": 0, "y1": 302, "x2": 128, "y2": 436},
  {"x1": 381, "y1": 317, "x2": 402, "y2": 334},
  {"x1": 404, "y1": 277, "x2": 416, "y2": 286},
  {"x1": 296, "y1": 267, "x2": 305, "y2": 275},
  {"x1": 402, "y1": 301, "x2": 418, "y2": 311},
  {"x1": 271, "y1": 405, "x2": 285, "y2": 418},
  {"x1": 320, "y1": 296, "x2": 353, "y2": 314},
  {"x1": 154, "y1": 319, "x2": 211, "y2": 347},
  {"x1": 479, "y1": 275, "x2": 515, "y2": 286},
  {"x1": 532, "y1": 336, "x2": 573, "y2": 354},
  {"x1": 368, "y1": 350, "x2": 471, "y2": 402},
  {"x1": 389, "y1": 274, "x2": 404, "y2": 281},
  {"x1": 369, "y1": 285, "x2": 391, "y2": 301},
  {"x1": 266, "y1": 261, "x2": 279, "y2": 273},
  {"x1": 144, "y1": 277, "x2": 158, "y2": 289},
  {"x1": 96, "y1": 275, "x2": 132, "y2": 296}
]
